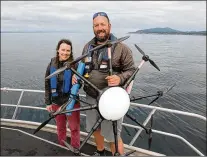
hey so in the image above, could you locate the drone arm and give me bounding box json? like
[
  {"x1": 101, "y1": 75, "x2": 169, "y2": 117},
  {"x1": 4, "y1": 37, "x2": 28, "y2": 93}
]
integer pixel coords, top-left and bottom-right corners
[
  {"x1": 117, "y1": 48, "x2": 137, "y2": 88},
  {"x1": 123, "y1": 67, "x2": 139, "y2": 90},
  {"x1": 33, "y1": 100, "x2": 72, "y2": 134},
  {"x1": 56, "y1": 99, "x2": 72, "y2": 114},
  {"x1": 148, "y1": 96, "x2": 160, "y2": 105},
  {"x1": 125, "y1": 113, "x2": 149, "y2": 132},
  {"x1": 59, "y1": 104, "x2": 97, "y2": 115},
  {"x1": 112, "y1": 121, "x2": 119, "y2": 156},
  {"x1": 89, "y1": 42, "x2": 108, "y2": 52},
  {"x1": 66, "y1": 53, "x2": 89, "y2": 67},
  {"x1": 45, "y1": 53, "x2": 90, "y2": 80},
  {"x1": 89, "y1": 35, "x2": 130, "y2": 53},
  {"x1": 123, "y1": 59, "x2": 146, "y2": 90},
  {"x1": 63, "y1": 117, "x2": 103, "y2": 155},
  {"x1": 69, "y1": 93, "x2": 95, "y2": 106},
  {"x1": 79, "y1": 118, "x2": 103, "y2": 150},
  {"x1": 130, "y1": 93, "x2": 159, "y2": 101},
  {"x1": 131, "y1": 83, "x2": 176, "y2": 102},
  {"x1": 107, "y1": 46, "x2": 113, "y2": 76}
]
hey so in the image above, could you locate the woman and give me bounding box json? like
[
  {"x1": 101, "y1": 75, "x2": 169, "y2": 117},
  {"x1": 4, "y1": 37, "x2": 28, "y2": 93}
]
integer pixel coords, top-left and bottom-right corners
[{"x1": 44, "y1": 39, "x2": 80, "y2": 150}]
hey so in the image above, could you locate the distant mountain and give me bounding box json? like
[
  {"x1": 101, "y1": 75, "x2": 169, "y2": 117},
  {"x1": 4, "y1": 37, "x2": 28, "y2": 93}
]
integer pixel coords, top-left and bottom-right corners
[
  {"x1": 0, "y1": 30, "x2": 81, "y2": 33},
  {"x1": 128, "y1": 27, "x2": 206, "y2": 36}
]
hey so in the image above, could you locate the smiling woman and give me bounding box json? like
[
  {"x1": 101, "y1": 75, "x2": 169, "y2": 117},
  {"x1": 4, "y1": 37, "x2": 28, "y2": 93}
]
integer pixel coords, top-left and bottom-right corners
[{"x1": 44, "y1": 39, "x2": 81, "y2": 155}]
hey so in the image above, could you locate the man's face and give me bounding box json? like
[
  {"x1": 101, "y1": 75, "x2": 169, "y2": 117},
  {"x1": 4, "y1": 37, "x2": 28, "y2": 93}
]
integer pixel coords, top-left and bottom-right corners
[{"x1": 93, "y1": 16, "x2": 111, "y2": 43}]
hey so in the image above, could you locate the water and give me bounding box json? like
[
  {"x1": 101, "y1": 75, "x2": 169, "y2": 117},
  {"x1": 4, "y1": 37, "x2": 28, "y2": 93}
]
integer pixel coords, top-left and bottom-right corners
[{"x1": 1, "y1": 32, "x2": 206, "y2": 156}]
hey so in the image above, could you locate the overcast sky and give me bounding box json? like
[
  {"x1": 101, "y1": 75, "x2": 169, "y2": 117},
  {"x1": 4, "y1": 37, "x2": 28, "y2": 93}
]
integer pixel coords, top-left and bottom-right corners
[{"x1": 1, "y1": 1, "x2": 206, "y2": 33}]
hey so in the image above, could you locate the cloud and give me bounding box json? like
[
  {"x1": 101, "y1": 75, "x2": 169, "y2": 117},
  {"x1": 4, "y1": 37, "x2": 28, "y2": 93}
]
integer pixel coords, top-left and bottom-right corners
[{"x1": 1, "y1": 1, "x2": 206, "y2": 32}]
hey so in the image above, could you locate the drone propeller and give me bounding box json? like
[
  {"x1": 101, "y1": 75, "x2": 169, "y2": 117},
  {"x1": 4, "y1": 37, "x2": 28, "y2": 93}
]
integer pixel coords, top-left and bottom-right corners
[
  {"x1": 89, "y1": 35, "x2": 130, "y2": 52},
  {"x1": 134, "y1": 44, "x2": 160, "y2": 71},
  {"x1": 46, "y1": 66, "x2": 66, "y2": 80},
  {"x1": 163, "y1": 82, "x2": 176, "y2": 94},
  {"x1": 45, "y1": 53, "x2": 90, "y2": 80},
  {"x1": 123, "y1": 44, "x2": 160, "y2": 91},
  {"x1": 130, "y1": 83, "x2": 176, "y2": 103},
  {"x1": 33, "y1": 114, "x2": 54, "y2": 134},
  {"x1": 130, "y1": 93, "x2": 159, "y2": 102},
  {"x1": 148, "y1": 83, "x2": 176, "y2": 106},
  {"x1": 33, "y1": 99, "x2": 97, "y2": 134},
  {"x1": 33, "y1": 99, "x2": 71, "y2": 134}
]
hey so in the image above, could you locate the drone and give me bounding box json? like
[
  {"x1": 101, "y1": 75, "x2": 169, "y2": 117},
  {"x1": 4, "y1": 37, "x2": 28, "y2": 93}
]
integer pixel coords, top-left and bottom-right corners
[{"x1": 33, "y1": 35, "x2": 175, "y2": 156}]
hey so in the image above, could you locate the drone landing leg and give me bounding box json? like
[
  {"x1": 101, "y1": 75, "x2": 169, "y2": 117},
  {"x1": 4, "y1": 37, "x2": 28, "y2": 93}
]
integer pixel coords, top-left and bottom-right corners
[
  {"x1": 125, "y1": 113, "x2": 153, "y2": 150},
  {"x1": 79, "y1": 117, "x2": 103, "y2": 150},
  {"x1": 63, "y1": 117, "x2": 103, "y2": 155},
  {"x1": 112, "y1": 121, "x2": 136, "y2": 156},
  {"x1": 112, "y1": 121, "x2": 120, "y2": 156}
]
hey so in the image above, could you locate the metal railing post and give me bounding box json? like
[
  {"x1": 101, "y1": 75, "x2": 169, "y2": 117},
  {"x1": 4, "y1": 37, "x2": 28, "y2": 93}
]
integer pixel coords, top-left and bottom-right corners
[{"x1": 12, "y1": 90, "x2": 24, "y2": 119}]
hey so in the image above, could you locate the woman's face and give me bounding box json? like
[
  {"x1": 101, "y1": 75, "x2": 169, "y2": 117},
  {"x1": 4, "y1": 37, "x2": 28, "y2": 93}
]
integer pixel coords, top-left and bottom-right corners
[{"x1": 58, "y1": 43, "x2": 71, "y2": 61}]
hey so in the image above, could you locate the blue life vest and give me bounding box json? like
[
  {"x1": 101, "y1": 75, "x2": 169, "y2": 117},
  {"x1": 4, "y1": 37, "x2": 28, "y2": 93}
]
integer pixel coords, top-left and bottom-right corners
[{"x1": 50, "y1": 66, "x2": 72, "y2": 97}]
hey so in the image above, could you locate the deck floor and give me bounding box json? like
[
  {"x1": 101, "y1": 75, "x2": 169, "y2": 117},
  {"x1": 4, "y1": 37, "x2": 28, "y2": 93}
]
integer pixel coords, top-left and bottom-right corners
[{"x1": 1, "y1": 125, "x2": 112, "y2": 156}]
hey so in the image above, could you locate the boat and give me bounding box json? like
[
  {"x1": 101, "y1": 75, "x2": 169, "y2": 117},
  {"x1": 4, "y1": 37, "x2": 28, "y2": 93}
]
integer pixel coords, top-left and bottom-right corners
[{"x1": 1, "y1": 87, "x2": 206, "y2": 156}]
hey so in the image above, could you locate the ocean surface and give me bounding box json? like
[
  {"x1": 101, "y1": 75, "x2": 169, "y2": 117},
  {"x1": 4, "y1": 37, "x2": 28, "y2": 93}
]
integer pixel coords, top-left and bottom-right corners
[{"x1": 1, "y1": 32, "x2": 206, "y2": 156}]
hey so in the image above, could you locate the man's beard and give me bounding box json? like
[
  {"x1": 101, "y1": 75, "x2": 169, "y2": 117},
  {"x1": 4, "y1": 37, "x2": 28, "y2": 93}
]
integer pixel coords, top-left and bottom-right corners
[{"x1": 95, "y1": 30, "x2": 110, "y2": 42}]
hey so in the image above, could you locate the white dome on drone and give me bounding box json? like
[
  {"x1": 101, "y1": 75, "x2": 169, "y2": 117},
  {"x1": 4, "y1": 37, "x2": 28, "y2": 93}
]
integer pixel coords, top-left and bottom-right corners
[{"x1": 98, "y1": 87, "x2": 130, "y2": 121}]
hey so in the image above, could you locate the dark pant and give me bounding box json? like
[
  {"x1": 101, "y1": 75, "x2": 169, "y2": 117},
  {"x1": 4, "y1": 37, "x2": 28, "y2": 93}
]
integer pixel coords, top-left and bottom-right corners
[{"x1": 51, "y1": 103, "x2": 80, "y2": 148}]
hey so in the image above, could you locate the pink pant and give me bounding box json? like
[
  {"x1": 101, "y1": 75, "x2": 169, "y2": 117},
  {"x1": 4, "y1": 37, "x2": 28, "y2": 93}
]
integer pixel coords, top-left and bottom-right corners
[{"x1": 51, "y1": 103, "x2": 80, "y2": 148}]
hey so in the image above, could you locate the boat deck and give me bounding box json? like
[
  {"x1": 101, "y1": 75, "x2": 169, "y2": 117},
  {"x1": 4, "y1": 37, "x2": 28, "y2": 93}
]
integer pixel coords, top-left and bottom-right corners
[{"x1": 1, "y1": 125, "x2": 112, "y2": 156}]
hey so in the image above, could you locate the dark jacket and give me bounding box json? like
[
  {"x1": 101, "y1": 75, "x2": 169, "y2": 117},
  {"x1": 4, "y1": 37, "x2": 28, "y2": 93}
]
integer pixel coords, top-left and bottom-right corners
[
  {"x1": 82, "y1": 34, "x2": 136, "y2": 98},
  {"x1": 45, "y1": 57, "x2": 72, "y2": 106}
]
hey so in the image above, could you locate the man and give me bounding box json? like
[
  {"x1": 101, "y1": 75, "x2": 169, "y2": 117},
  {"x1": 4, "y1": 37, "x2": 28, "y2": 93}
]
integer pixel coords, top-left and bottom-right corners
[{"x1": 72, "y1": 12, "x2": 136, "y2": 155}]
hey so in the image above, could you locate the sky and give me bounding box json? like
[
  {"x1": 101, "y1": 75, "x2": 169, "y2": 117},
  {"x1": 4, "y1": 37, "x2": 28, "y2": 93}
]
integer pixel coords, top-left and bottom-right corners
[{"x1": 1, "y1": 1, "x2": 206, "y2": 34}]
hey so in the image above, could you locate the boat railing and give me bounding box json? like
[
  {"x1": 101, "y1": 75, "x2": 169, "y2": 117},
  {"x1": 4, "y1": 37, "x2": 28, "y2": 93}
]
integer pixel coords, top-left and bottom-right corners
[{"x1": 1, "y1": 87, "x2": 206, "y2": 156}]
